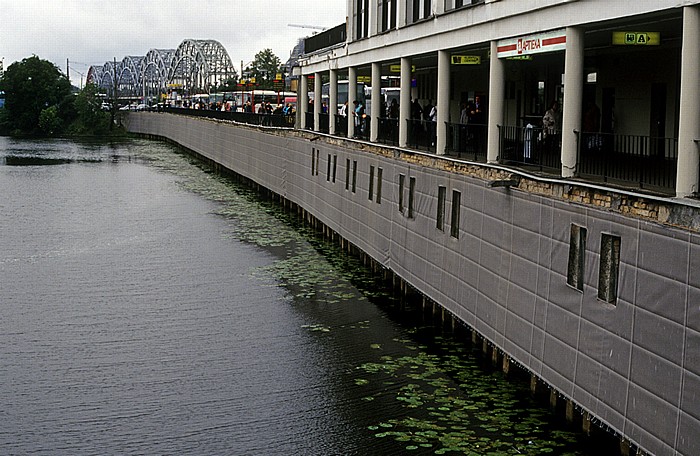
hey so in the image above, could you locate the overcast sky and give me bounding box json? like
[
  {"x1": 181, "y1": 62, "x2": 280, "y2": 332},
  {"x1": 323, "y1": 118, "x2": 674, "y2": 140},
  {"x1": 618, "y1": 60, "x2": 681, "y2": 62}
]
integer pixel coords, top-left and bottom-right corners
[{"x1": 0, "y1": 0, "x2": 346, "y2": 87}]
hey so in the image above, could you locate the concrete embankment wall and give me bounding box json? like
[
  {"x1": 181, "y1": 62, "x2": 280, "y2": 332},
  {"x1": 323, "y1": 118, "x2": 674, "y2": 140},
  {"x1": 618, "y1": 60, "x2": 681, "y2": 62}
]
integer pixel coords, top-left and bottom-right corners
[{"x1": 127, "y1": 112, "x2": 699, "y2": 456}]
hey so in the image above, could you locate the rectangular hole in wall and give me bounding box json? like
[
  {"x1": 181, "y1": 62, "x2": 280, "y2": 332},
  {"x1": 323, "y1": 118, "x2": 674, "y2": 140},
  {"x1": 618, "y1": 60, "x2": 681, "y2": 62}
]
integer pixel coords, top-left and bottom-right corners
[
  {"x1": 327, "y1": 154, "x2": 331, "y2": 181},
  {"x1": 376, "y1": 168, "x2": 383, "y2": 204},
  {"x1": 315, "y1": 149, "x2": 320, "y2": 176},
  {"x1": 332, "y1": 155, "x2": 337, "y2": 183},
  {"x1": 567, "y1": 224, "x2": 587, "y2": 292},
  {"x1": 408, "y1": 176, "x2": 416, "y2": 219},
  {"x1": 398, "y1": 174, "x2": 405, "y2": 212},
  {"x1": 598, "y1": 233, "x2": 621, "y2": 305},
  {"x1": 450, "y1": 190, "x2": 461, "y2": 238},
  {"x1": 437, "y1": 186, "x2": 446, "y2": 231},
  {"x1": 352, "y1": 160, "x2": 358, "y2": 193},
  {"x1": 369, "y1": 165, "x2": 375, "y2": 200},
  {"x1": 346, "y1": 158, "x2": 350, "y2": 190},
  {"x1": 311, "y1": 148, "x2": 316, "y2": 175}
]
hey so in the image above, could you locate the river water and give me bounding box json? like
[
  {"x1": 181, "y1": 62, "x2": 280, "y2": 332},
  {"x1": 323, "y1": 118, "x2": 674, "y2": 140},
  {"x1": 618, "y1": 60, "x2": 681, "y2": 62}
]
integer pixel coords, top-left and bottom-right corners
[{"x1": 0, "y1": 137, "x2": 616, "y2": 455}]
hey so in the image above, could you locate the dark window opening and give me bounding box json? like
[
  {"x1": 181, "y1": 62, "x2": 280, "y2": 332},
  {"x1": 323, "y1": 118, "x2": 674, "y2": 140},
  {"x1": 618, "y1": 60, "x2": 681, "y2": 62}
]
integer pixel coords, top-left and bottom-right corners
[
  {"x1": 450, "y1": 190, "x2": 461, "y2": 238},
  {"x1": 437, "y1": 186, "x2": 446, "y2": 231},
  {"x1": 352, "y1": 160, "x2": 358, "y2": 193},
  {"x1": 598, "y1": 233, "x2": 621, "y2": 305},
  {"x1": 376, "y1": 168, "x2": 383, "y2": 204},
  {"x1": 408, "y1": 176, "x2": 416, "y2": 219},
  {"x1": 369, "y1": 166, "x2": 375, "y2": 200},
  {"x1": 346, "y1": 158, "x2": 351, "y2": 190},
  {"x1": 567, "y1": 224, "x2": 587, "y2": 292},
  {"x1": 399, "y1": 174, "x2": 405, "y2": 212}
]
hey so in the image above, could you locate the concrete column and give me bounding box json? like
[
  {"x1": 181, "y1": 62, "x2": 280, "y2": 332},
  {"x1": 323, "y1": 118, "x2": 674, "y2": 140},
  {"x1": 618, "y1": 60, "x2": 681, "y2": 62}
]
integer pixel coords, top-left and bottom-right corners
[
  {"x1": 561, "y1": 26, "x2": 585, "y2": 178},
  {"x1": 314, "y1": 72, "x2": 322, "y2": 132},
  {"x1": 676, "y1": 5, "x2": 700, "y2": 197},
  {"x1": 436, "y1": 50, "x2": 450, "y2": 155},
  {"x1": 399, "y1": 57, "x2": 412, "y2": 148},
  {"x1": 329, "y1": 69, "x2": 338, "y2": 135},
  {"x1": 487, "y1": 40, "x2": 505, "y2": 163},
  {"x1": 371, "y1": 62, "x2": 381, "y2": 142},
  {"x1": 299, "y1": 75, "x2": 309, "y2": 130},
  {"x1": 348, "y1": 66, "x2": 357, "y2": 138}
]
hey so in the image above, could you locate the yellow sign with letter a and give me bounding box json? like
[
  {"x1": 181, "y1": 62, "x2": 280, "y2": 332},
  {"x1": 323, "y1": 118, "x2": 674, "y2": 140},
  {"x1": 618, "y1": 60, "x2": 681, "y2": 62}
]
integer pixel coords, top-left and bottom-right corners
[{"x1": 612, "y1": 32, "x2": 660, "y2": 46}]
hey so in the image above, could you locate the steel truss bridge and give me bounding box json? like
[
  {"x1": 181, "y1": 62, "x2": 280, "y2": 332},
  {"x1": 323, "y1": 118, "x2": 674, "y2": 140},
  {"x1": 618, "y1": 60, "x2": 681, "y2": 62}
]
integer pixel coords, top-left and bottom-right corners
[{"x1": 87, "y1": 39, "x2": 237, "y2": 100}]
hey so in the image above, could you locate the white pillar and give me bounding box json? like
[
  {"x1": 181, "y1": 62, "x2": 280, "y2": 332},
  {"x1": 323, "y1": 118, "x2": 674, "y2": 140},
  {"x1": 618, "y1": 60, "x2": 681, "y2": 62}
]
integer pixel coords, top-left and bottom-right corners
[
  {"x1": 348, "y1": 66, "x2": 357, "y2": 138},
  {"x1": 436, "y1": 50, "x2": 450, "y2": 155},
  {"x1": 299, "y1": 75, "x2": 309, "y2": 130},
  {"x1": 369, "y1": 0, "x2": 379, "y2": 37},
  {"x1": 314, "y1": 71, "x2": 322, "y2": 132},
  {"x1": 399, "y1": 57, "x2": 412, "y2": 148},
  {"x1": 329, "y1": 69, "x2": 338, "y2": 135},
  {"x1": 561, "y1": 27, "x2": 584, "y2": 178},
  {"x1": 487, "y1": 41, "x2": 505, "y2": 163},
  {"x1": 397, "y1": 0, "x2": 407, "y2": 28},
  {"x1": 676, "y1": 5, "x2": 700, "y2": 197},
  {"x1": 371, "y1": 62, "x2": 381, "y2": 142}
]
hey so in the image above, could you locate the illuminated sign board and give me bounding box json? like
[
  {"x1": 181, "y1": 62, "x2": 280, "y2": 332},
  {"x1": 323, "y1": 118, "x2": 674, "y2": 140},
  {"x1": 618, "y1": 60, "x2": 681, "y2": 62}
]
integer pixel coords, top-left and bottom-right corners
[
  {"x1": 390, "y1": 65, "x2": 415, "y2": 73},
  {"x1": 357, "y1": 76, "x2": 371, "y2": 83},
  {"x1": 451, "y1": 55, "x2": 481, "y2": 65},
  {"x1": 497, "y1": 29, "x2": 567, "y2": 58},
  {"x1": 612, "y1": 32, "x2": 660, "y2": 46}
]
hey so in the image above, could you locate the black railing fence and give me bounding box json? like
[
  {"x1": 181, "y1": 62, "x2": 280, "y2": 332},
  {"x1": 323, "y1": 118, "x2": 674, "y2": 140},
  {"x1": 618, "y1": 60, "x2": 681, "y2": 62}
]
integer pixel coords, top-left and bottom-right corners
[
  {"x1": 445, "y1": 122, "x2": 487, "y2": 161},
  {"x1": 165, "y1": 107, "x2": 295, "y2": 128},
  {"x1": 498, "y1": 125, "x2": 562, "y2": 172},
  {"x1": 377, "y1": 117, "x2": 399, "y2": 146},
  {"x1": 407, "y1": 119, "x2": 436, "y2": 152},
  {"x1": 577, "y1": 131, "x2": 678, "y2": 191}
]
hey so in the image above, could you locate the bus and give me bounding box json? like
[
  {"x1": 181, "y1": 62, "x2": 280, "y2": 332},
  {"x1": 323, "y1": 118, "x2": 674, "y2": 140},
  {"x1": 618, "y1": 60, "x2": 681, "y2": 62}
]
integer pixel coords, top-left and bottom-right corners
[{"x1": 320, "y1": 80, "x2": 367, "y2": 114}]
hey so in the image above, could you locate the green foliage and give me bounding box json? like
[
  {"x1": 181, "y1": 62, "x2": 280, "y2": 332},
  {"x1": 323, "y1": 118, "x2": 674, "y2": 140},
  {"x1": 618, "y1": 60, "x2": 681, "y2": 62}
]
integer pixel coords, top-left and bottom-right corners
[
  {"x1": 69, "y1": 83, "x2": 111, "y2": 135},
  {"x1": 0, "y1": 55, "x2": 72, "y2": 135},
  {"x1": 38, "y1": 105, "x2": 61, "y2": 135},
  {"x1": 246, "y1": 49, "x2": 283, "y2": 90}
]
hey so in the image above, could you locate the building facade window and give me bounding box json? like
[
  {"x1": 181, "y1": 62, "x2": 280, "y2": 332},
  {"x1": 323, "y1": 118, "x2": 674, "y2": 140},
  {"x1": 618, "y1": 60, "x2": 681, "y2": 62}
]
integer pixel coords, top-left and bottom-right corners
[
  {"x1": 356, "y1": 0, "x2": 370, "y2": 39},
  {"x1": 346, "y1": 158, "x2": 351, "y2": 190},
  {"x1": 369, "y1": 165, "x2": 375, "y2": 200},
  {"x1": 380, "y1": 0, "x2": 397, "y2": 32},
  {"x1": 410, "y1": 0, "x2": 432, "y2": 23},
  {"x1": 445, "y1": 0, "x2": 483, "y2": 11},
  {"x1": 376, "y1": 168, "x2": 383, "y2": 203},
  {"x1": 398, "y1": 174, "x2": 405, "y2": 212}
]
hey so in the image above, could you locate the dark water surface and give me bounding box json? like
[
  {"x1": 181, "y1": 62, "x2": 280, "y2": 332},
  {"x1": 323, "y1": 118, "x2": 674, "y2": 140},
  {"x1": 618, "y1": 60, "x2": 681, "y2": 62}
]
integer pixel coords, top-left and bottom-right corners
[{"x1": 0, "y1": 137, "x2": 613, "y2": 455}]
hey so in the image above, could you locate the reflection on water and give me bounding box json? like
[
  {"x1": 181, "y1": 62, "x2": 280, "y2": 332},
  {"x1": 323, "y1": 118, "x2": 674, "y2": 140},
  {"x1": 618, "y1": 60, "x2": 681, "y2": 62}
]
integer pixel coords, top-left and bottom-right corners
[{"x1": 0, "y1": 136, "x2": 615, "y2": 455}]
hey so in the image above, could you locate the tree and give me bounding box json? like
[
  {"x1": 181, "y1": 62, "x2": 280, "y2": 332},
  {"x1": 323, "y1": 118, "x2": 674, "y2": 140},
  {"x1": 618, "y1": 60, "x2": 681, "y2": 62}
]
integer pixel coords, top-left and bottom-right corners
[
  {"x1": 70, "y1": 83, "x2": 111, "y2": 135},
  {"x1": 0, "y1": 55, "x2": 72, "y2": 135},
  {"x1": 247, "y1": 49, "x2": 282, "y2": 90}
]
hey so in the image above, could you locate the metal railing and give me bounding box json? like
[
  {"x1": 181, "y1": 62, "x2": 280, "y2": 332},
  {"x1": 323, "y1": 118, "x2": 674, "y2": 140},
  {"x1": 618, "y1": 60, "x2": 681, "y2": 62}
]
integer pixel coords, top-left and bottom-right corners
[
  {"x1": 498, "y1": 124, "x2": 562, "y2": 172},
  {"x1": 164, "y1": 107, "x2": 295, "y2": 128},
  {"x1": 577, "y1": 131, "x2": 678, "y2": 192},
  {"x1": 377, "y1": 117, "x2": 399, "y2": 146},
  {"x1": 407, "y1": 119, "x2": 436, "y2": 152},
  {"x1": 445, "y1": 122, "x2": 487, "y2": 161},
  {"x1": 160, "y1": 109, "x2": 683, "y2": 195}
]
